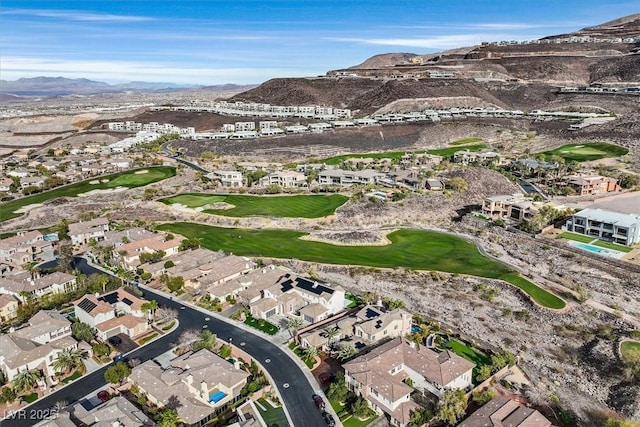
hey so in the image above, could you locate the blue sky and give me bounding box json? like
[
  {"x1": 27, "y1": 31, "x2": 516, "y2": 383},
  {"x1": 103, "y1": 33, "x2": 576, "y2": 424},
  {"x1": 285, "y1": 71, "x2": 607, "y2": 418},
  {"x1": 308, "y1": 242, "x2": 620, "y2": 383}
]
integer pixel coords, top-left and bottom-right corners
[{"x1": 1, "y1": 0, "x2": 637, "y2": 85}]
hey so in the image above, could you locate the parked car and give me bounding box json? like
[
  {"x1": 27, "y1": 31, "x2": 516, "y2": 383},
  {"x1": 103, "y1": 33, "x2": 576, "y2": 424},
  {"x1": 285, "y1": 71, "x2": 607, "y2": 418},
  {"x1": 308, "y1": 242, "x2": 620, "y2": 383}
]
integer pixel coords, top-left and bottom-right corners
[
  {"x1": 108, "y1": 336, "x2": 122, "y2": 346},
  {"x1": 322, "y1": 411, "x2": 336, "y2": 427},
  {"x1": 312, "y1": 394, "x2": 325, "y2": 410},
  {"x1": 96, "y1": 390, "x2": 110, "y2": 402},
  {"x1": 318, "y1": 372, "x2": 336, "y2": 384}
]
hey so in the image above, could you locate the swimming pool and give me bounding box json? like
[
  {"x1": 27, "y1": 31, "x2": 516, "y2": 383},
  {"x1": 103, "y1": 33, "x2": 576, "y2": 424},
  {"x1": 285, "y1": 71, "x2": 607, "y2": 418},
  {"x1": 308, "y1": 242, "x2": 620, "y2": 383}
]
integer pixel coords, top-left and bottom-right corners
[{"x1": 569, "y1": 241, "x2": 625, "y2": 259}]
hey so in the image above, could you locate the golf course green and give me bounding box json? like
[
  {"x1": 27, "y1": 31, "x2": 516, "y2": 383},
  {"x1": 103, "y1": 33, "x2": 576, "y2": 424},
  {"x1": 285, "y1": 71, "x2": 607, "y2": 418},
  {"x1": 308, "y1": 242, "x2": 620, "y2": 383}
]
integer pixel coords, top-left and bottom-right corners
[
  {"x1": 540, "y1": 142, "x2": 628, "y2": 162},
  {"x1": 0, "y1": 166, "x2": 176, "y2": 223},
  {"x1": 156, "y1": 222, "x2": 566, "y2": 309},
  {"x1": 159, "y1": 193, "x2": 349, "y2": 218}
]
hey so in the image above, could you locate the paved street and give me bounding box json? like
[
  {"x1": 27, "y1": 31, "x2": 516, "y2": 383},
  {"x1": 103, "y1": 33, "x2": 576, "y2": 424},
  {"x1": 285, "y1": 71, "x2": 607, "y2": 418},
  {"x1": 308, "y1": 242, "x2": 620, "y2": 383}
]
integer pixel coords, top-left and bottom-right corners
[{"x1": 1, "y1": 260, "x2": 330, "y2": 427}]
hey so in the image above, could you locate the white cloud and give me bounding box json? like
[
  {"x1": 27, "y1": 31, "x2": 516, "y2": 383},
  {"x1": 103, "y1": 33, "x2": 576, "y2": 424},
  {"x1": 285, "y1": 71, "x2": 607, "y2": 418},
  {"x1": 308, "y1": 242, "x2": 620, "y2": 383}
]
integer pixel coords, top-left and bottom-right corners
[
  {"x1": 0, "y1": 56, "x2": 309, "y2": 84},
  {"x1": 325, "y1": 35, "x2": 486, "y2": 49},
  {"x1": 3, "y1": 8, "x2": 154, "y2": 22}
]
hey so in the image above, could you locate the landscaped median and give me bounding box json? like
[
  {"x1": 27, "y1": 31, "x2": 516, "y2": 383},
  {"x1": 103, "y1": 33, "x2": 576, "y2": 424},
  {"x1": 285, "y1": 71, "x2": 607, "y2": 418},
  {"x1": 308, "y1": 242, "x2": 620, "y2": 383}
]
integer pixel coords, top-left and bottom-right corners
[
  {"x1": 156, "y1": 222, "x2": 566, "y2": 309},
  {"x1": 159, "y1": 193, "x2": 348, "y2": 218},
  {"x1": 0, "y1": 166, "x2": 176, "y2": 222}
]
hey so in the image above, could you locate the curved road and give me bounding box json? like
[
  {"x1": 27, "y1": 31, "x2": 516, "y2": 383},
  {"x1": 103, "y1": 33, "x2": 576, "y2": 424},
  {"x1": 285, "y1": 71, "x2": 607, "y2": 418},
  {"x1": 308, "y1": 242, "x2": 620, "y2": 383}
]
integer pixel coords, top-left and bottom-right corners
[{"x1": 2, "y1": 260, "x2": 327, "y2": 427}]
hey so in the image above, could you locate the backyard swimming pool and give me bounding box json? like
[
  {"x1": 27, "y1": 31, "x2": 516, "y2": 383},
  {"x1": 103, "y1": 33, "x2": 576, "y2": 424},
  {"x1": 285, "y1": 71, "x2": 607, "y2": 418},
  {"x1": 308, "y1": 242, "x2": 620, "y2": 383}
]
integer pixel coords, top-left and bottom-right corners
[{"x1": 570, "y1": 241, "x2": 625, "y2": 259}]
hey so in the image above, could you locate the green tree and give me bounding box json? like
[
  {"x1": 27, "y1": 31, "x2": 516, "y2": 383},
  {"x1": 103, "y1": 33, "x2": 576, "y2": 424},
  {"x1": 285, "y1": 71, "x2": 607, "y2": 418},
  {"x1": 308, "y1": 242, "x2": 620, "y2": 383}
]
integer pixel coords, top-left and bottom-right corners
[
  {"x1": 408, "y1": 408, "x2": 434, "y2": 427},
  {"x1": 93, "y1": 342, "x2": 110, "y2": 357},
  {"x1": 326, "y1": 375, "x2": 349, "y2": 403},
  {"x1": 472, "y1": 387, "x2": 497, "y2": 405},
  {"x1": 286, "y1": 317, "x2": 303, "y2": 337},
  {"x1": 0, "y1": 386, "x2": 17, "y2": 404},
  {"x1": 350, "y1": 396, "x2": 374, "y2": 419},
  {"x1": 302, "y1": 345, "x2": 318, "y2": 361},
  {"x1": 56, "y1": 219, "x2": 70, "y2": 240},
  {"x1": 179, "y1": 238, "x2": 200, "y2": 251},
  {"x1": 447, "y1": 177, "x2": 468, "y2": 192},
  {"x1": 322, "y1": 326, "x2": 340, "y2": 348},
  {"x1": 104, "y1": 362, "x2": 131, "y2": 385},
  {"x1": 12, "y1": 369, "x2": 42, "y2": 392},
  {"x1": 167, "y1": 276, "x2": 184, "y2": 293},
  {"x1": 219, "y1": 344, "x2": 232, "y2": 359},
  {"x1": 436, "y1": 389, "x2": 468, "y2": 425},
  {"x1": 71, "y1": 322, "x2": 96, "y2": 343},
  {"x1": 141, "y1": 300, "x2": 159, "y2": 322},
  {"x1": 475, "y1": 365, "x2": 492, "y2": 382},
  {"x1": 53, "y1": 348, "x2": 85, "y2": 374},
  {"x1": 192, "y1": 330, "x2": 217, "y2": 352},
  {"x1": 156, "y1": 408, "x2": 181, "y2": 427},
  {"x1": 382, "y1": 297, "x2": 406, "y2": 310},
  {"x1": 337, "y1": 342, "x2": 357, "y2": 361}
]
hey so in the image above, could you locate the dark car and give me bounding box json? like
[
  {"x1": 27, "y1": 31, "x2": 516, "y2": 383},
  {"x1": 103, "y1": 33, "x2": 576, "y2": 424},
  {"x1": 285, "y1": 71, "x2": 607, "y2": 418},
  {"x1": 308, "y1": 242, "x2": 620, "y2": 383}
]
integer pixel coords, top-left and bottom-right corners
[
  {"x1": 322, "y1": 411, "x2": 336, "y2": 427},
  {"x1": 318, "y1": 372, "x2": 336, "y2": 384},
  {"x1": 312, "y1": 394, "x2": 325, "y2": 410},
  {"x1": 108, "y1": 336, "x2": 122, "y2": 346},
  {"x1": 96, "y1": 390, "x2": 110, "y2": 402}
]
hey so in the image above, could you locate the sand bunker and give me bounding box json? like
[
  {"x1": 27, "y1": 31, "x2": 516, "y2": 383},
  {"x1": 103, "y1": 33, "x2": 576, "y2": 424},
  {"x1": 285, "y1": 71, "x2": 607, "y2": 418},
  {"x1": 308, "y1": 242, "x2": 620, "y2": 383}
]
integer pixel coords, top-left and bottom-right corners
[
  {"x1": 300, "y1": 230, "x2": 393, "y2": 246},
  {"x1": 89, "y1": 180, "x2": 100, "y2": 184},
  {"x1": 101, "y1": 179, "x2": 109, "y2": 183},
  {"x1": 14, "y1": 203, "x2": 44, "y2": 214},
  {"x1": 134, "y1": 169, "x2": 149, "y2": 174}
]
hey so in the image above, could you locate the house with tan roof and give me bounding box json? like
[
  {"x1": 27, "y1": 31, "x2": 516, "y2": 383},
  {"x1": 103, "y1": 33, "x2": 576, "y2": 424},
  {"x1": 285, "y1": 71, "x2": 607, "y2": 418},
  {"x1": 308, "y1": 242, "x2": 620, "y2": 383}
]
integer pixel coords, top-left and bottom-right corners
[
  {"x1": 74, "y1": 288, "x2": 149, "y2": 340},
  {"x1": 0, "y1": 271, "x2": 77, "y2": 301},
  {"x1": 0, "y1": 293, "x2": 19, "y2": 322},
  {"x1": 458, "y1": 395, "x2": 552, "y2": 427},
  {"x1": 68, "y1": 395, "x2": 155, "y2": 427},
  {"x1": 0, "y1": 230, "x2": 54, "y2": 265},
  {"x1": 98, "y1": 227, "x2": 157, "y2": 249},
  {"x1": 343, "y1": 337, "x2": 474, "y2": 427},
  {"x1": 115, "y1": 234, "x2": 183, "y2": 268},
  {"x1": 0, "y1": 310, "x2": 77, "y2": 382},
  {"x1": 128, "y1": 349, "x2": 250, "y2": 427},
  {"x1": 68, "y1": 217, "x2": 110, "y2": 246}
]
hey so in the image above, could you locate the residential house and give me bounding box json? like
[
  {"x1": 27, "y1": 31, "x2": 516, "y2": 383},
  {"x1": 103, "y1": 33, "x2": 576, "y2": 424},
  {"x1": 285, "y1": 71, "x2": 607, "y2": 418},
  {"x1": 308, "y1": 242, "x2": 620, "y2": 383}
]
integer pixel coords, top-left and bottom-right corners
[
  {"x1": 223, "y1": 265, "x2": 289, "y2": 303},
  {"x1": 317, "y1": 169, "x2": 385, "y2": 186},
  {"x1": 98, "y1": 227, "x2": 156, "y2": 249},
  {"x1": 0, "y1": 293, "x2": 19, "y2": 322},
  {"x1": 0, "y1": 177, "x2": 13, "y2": 192},
  {"x1": 566, "y1": 175, "x2": 621, "y2": 196},
  {"x1": 129, "y1": 349, "x2": 250, "y2": 427},
  {"x1": 116, "y1": 234, "x2": 183, "y2": 268},
  {"x1": 458, "y1": 395, "x2": 552, "y2": 427},
  {"x1": 425, "y1": 178, "x2": 445, "y2": 191},
  {"x1": 249, "y1": 273, "x2": 346, "y2": 323},
  {"x1": 0, "y1": 271, "x2": 77, "y2": 301},
  {"x1": 0, "y1": 311, "x2": 77, "y2": 382},
  {"x1": 566, "y1": 208, "x2": 640, "y2": 246},
  {"x1": 453, "y1": 150, "x2": 501, "y2": 165},
  {"x1": 68, "y1": 217, "x2": 110, "y2": 246},
  {"x1": 0, "y1": 230, "x2": 54, "y2": 265},
  {"x1": 69, "y1": 395, "x2": 155, "y2": 427},
  {"x1": 208, "y1": 170, "x2": 245, "y2": 187},
  {"x1": 344, "y1": 338, "x2": 474, "y2": 427},
  {"x1": 260, "y1": 171, "x2": 307, "y2": 188},
  {"x1": 74, "y1": 288, "x2": 149, "y2": 340}
]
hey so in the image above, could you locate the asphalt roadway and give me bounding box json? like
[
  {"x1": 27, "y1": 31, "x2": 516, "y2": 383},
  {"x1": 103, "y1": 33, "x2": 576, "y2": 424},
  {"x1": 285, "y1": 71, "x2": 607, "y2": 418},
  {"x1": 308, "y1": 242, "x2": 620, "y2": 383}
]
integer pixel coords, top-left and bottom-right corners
[{"x1": 1, "y1": 274, "x2": 328, "y2": 427}]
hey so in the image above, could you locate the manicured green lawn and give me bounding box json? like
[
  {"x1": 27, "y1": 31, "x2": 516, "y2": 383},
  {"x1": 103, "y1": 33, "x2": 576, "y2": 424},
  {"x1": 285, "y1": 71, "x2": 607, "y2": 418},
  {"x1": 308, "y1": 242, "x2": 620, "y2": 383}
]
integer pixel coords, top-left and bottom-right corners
[
  {"x1": 559, "y1": 231, "x2": 595, "y2": 243},
  {"x1": 0, "y1": 166, "x2": 176, "y2": 222},
  {"x1": 257, "y1": 398, "x2": 288, "y2": 427},
  {"x1": 161, "y1": 321, "x2": 176, "y2": 331},
  {"x1": 61, "y1": 370, "x2": 83, "y2": 384},
  {"x1": 540, "y1": 142, "x2": 628, "y2": 162},
  {"x1": 138, "y1": 333, "x2": 159, "y2": 344},
  {"x1": 321, "y1": 151, "x2": 419, "y2": 166},
  {"x1": 244, "y1": 314, "x2": 279, "y2": 335},
  {"x1": 426, "y1": 144, "x2": 487, "y2": 157},
  {"x1": 621, "y1": 341, "x2": 640, "y2": 362},
  {"x1": 560, "y1": 232, "x2": 633, "y2": 253},
  {"x1": 160, "y1": 193, "x2": 348, "y2": 218},
  {"x1": 157, "y1": 223, "x2": 565, "y2": 309},
  {"x1": 443, "y1": 340, "x2": 491, "y2": 367},
  {"x1": 293, "y1": 347, "x2": 316, "y2": 369},
  {"x1": 448, "y1": 137, "x2": 484, "y2": 146},
  {"x1": 593, "y1": 240, "x2": 633, "y2": 253},
  {"x1": 20, "y1": 393, "x2": 38, "y2": 403}
]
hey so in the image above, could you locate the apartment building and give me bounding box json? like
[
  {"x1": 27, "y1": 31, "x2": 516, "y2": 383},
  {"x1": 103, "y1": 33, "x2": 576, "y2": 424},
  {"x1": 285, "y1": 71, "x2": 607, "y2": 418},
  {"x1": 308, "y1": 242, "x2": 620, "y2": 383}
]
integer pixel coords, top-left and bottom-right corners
[{"x1": 567, "y1": 208, "x2": 640, "y2": 246}]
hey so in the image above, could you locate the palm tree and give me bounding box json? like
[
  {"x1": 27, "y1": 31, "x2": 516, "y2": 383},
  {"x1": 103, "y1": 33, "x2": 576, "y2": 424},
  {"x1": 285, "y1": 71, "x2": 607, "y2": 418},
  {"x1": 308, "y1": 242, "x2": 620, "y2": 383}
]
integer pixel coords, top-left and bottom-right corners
[
  {"x1": 302, "y1": 345, "x2": 318, "y2": 362},
  {"x1": 12, "y1": 369, "x2": 42, "y2": 392},
  {"x1": 53, "y1": 348, "x2": 85, "y2": 374},
  {"x1": 322, "y1": 326, "x2": 340, "y2": 349},
  {"x1": 141, "y1": 300, "x2": 159, "y2": 322},
  {"x1": 156, "y1": 408, "x2": 181, "y2": 427},
  {"x1": 337, "y1": 342, "x2": 357, "y2": 361},
  {"x1": 286, "y1": 317, "x2": 303, "y2": 337}
]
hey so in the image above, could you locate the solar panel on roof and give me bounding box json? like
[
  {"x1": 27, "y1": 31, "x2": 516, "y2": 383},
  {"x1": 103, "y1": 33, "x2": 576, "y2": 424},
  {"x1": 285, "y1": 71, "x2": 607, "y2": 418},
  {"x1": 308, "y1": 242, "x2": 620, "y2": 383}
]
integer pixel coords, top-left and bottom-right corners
[
  {"x1": 295, "y1": 277, "x2": 334, "y2": 295},
  {"x1": 122, "y1": 297, "x2": 133, "y2": 306},
  {"x1": 99, "y1": 292, "x2": 119, "y2": 304},
  {"x1": 78, "y1": 298, "x2": 97, "y2": 313}
]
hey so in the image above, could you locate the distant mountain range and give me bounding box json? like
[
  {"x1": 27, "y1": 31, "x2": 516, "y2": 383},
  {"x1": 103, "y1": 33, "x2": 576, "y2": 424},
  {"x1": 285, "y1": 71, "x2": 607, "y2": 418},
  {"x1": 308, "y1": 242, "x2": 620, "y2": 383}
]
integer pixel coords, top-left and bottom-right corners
[{"x1": 0, "y1": 77, "x2": 247, "y2": 96}]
